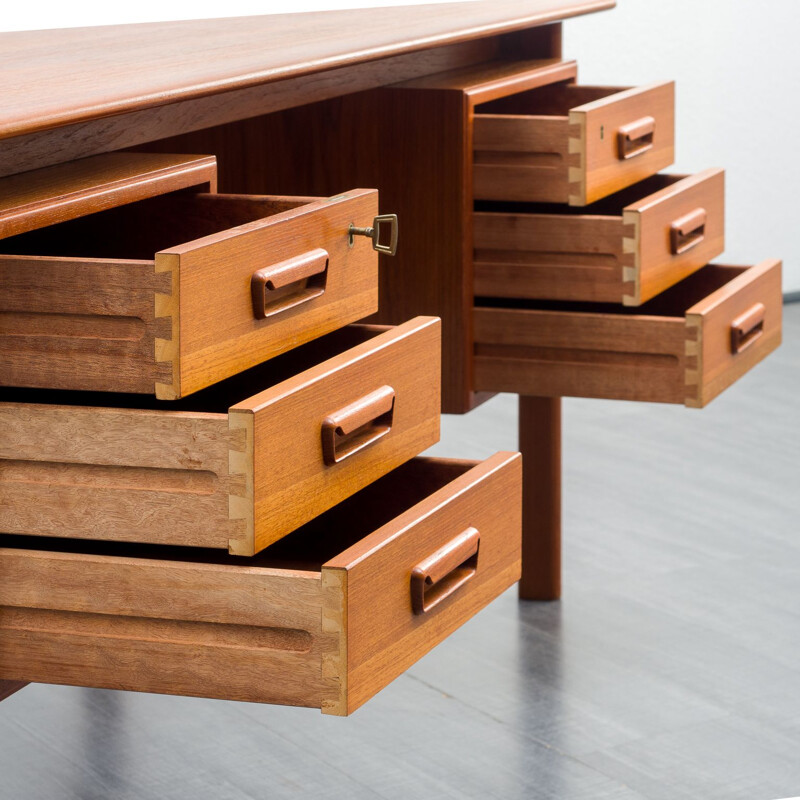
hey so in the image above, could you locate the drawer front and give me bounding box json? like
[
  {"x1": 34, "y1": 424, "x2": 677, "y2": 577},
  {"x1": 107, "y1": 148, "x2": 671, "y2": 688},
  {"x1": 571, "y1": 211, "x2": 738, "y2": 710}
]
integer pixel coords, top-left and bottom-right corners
[
  {"x1": 230, "y1": 316, "x2": 442, "y2": 555},
  {"x1": 473, "y1": 169, "x2": 725, "y2": 306},
  {"x1": 570, "y1": 81, "x2": 675, "y2": 206},
  {"x1": 686, "y1": 259, "x2": 782, "y2": 408},
  {"x1": 473, "y1": 261, "x2": 782, "y2": 406},
  {"x1": 321, "y1": 452, "x2": 522, "y2": 715},
  {"x1": 473, "y1": 81, "x2": 675, "y2": 206},
  {"x1": 623, "y1": 168, "x2": 724, "y2": 305},
  {"x1": 164, "y1": 189, "x2": 380, "y2": 399},
  {"x1": 0, "y1": 188, "x2": 380, "y2": 399},
  {"x1": 0, "y1": 453, "x2": 522, "y2": 714}
]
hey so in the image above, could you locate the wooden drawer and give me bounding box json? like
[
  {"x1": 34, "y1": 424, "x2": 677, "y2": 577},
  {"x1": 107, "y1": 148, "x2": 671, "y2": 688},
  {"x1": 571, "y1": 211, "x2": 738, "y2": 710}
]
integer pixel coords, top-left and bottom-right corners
[
  {"x1": 474, "y1": 169, "x2": 725, "y2": 305},
  {"x1": 473, "y1": 78, "x2": 675, "y2": 206},
  {"x1": 1, "y1": 186, "x2": 381, "y2": 398},
  {"x1": 474, "y1": 260, "x2": 782, "y2": 406},
  {"x1": 0, "y1": 151, "x2": 218, "y2": 238},
  {"x1": 0, "y1": 452, "x2": 522, "y2": 715},
  {"x1": 0, "y1": 317, "x2": 440, "y2": 554}
]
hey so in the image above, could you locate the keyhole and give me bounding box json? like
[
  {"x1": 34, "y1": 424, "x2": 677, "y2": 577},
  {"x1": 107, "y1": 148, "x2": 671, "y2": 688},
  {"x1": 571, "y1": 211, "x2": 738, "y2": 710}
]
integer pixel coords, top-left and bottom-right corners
[{"x1": 600, "y1": 125, "x2": 605, "y2": 140}]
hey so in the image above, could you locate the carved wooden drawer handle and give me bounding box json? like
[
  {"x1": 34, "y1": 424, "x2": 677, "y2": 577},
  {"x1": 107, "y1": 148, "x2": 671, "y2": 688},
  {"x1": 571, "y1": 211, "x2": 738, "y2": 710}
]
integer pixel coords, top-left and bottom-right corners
[
  {"x1": 411, "y1": 527, "x2": 480, "y2": 615},
  {"x1": 670, "y1": 207, "x2": 707, "y2": 255},
  {"x1": 321, "y1": 385, "x2": 395, "y2": 465},
  {"x1": 730, "y1": 302, "x2": 765, "y2": 354},
  {"x1": 250, "y1": 247, "x2": 328, "y2": 320},
  {"x1": 617, "y1": 115, "x2": 655, "y2": 160}
]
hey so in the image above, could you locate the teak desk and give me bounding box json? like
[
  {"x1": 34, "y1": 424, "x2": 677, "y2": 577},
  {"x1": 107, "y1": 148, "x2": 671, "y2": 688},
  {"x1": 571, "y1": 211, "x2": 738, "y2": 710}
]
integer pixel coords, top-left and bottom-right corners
[{"x1": 0, "y1": 0, "x2": 782, "y2": 706}]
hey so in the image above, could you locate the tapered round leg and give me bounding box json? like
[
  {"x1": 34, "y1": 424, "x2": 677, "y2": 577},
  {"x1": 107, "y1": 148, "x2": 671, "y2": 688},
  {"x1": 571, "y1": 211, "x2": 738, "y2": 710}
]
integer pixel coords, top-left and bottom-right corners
[{"x1": 518, "y1": 395, "x2": 562, "y2": 601}]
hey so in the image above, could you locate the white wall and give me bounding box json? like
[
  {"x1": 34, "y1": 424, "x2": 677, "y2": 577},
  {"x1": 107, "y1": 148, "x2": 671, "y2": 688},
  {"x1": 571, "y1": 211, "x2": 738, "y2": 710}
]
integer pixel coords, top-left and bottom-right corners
[
  {"x1": 4, "y1": 1, "x2": 797, "y2": 292},
  {"x1": 564, "y1": 1, "x2": 800, "y2": 294}
]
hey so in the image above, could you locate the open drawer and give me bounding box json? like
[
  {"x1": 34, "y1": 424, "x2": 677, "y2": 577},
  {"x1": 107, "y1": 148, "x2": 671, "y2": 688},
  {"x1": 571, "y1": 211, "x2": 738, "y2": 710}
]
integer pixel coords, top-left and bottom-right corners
[
  {"x1": 474, "y1": 169, "x2": 725, "y2": 305},
  {"x1": 0, "y1": 317, "x2": 440, "y2": 554},
  {"x1": 0, "y1": 182, "x2": 383, "y2": 398},
  {"x1": 0, "y1": 453, "x2": 522, "y2": 715},
  {"x1": 474, "y1": 260, "x2": 782, "y2": 406},
  {"x1": 473, "y1": 79, "x2": 675, "y2": 206}
]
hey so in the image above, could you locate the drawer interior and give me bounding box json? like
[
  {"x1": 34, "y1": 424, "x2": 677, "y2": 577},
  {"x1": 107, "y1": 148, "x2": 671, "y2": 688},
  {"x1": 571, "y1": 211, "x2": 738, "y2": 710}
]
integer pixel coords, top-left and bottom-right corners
[
  {"x1": 0, "y1": 191, "x2": 313, "y2": 259},
  {"x1": 1, "y1": 323, "x2": 389, "y2": 413},
  {"x1": 475, "y1": 172, "x2": 686, "y2": 218},
  {"x1": 0, "y1": 457, "x2": 474, "y2": 572},
  {"x1": 477, "y1": 263, "x2": 750, "y2": 319},
  {"x1": 475, "y1": 80, "x2": 627, "y2": 116}
]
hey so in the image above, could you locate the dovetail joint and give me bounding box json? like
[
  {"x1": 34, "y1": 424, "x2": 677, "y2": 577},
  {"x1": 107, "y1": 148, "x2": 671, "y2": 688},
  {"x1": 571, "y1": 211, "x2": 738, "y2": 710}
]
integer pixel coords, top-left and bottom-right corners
[
  {"x1": 621, "y1": 210, "x2": 640, "y2": 306},
  {"x1": 684, "y1": 316, "x2": 703, "y2": 407},
  {"x1": 154, "y1": 253, "x2": 180, "y2": 399},
  {"x1": 320, "y1": 568, "x2": 348, "y2": 716},
  {"x1": 227, "y1": 411, "x2": 255, "y2": 555},
  {"x1": 567, "y1": 113, "x2": 586, "y2": 206}
]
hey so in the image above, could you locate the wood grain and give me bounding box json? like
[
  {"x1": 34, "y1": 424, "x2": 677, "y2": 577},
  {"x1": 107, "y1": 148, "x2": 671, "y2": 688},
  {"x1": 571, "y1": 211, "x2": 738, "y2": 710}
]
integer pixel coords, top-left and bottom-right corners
[
  {"x1": 0, "y1": 1, "x2": 613, "y2": 141},
  {"x1": 474, "y1": 169, "x2": 725, "y2": 305},
  {"x1": 0, "y1": 403, "x2": 235, "y2": 549},
  {"x1": 685, "y1": 260, "x2": 782, "y2": 407},
  {"x1": 230, "y1": 316, "x2": 442, "y2": 554},
  {"x1": 0, "y1": 152, "x2": 216, "y2": 239},
  {"x1": 518, "y1": 396, "x2": 561, "y2": 601},
  {"x1": 1, "y1": 190, "x2": 379, "y2": 397},
  {"x1": 1, "y1": 319, "x2": 440, "y2": 553},
  {"x1": 473, "y1": 80, "x2": 674, "y2": 205},
  {"x1": 569, "y1": 81, "x2": 675, "y2": 205},
  {"x1": 623, "y1": 168, "x2": 725, "y2": 304},
  {"x1": 0, "y1": 453, "x2": 519, "y2": 712},
  {"x1": 0, "y1": 255, "x2": 169, "y2": 394},
  {"x1": 144, "y1": 30, "x2": 564, "y2": 413},
  {"x1": 0, "y1": 545, "x2": 326, "y2": 706},
  {"x1": 474, "y1": 210, "x2": 624, "y2": 302},
  {"x1": 173, "y1": 190, "x2": 379, "y2": 399},
  {"x1": 473, "y1": 305, "x2": 688, "y2": 402},
  {"x1": 0, "y1": 38, "x2": 497, "y2": 178},
  {"x1": 322, "y1": 452, "x2": 522, "y2": 715},
  {"x1": 474, "y1": 261, "x2": 782, "y2": 406}
]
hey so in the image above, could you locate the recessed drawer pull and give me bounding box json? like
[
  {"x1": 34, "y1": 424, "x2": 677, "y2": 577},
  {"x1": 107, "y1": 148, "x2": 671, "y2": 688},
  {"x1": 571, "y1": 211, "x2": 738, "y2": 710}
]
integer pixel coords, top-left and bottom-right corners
[
  {"x1": 349, "y1": 213, "x2": 399, "y2": 256},
  {"x1": 617, "y1": 115, "x2": 655, "y2": 160},
  {"x1": 321, "y1": 385, "x2": 396, "y2": 465},
  {"x1": 411, "y1": 527, "x2": 480, "y2": 614},
  {"x1": 670, "y1": 207, "x2": 707, "y2": 255},
  {"x1": 730, "y1": 302, "x2": 765, "y2": 354},
  {"x1": 250, "y1": 247, "x2": 329, "y2": 319}
]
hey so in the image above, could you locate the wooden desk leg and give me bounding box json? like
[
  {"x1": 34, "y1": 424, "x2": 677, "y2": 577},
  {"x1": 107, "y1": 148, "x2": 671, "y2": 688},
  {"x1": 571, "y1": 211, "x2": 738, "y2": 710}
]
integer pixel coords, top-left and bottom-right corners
[
  {"x1": 518, "y1": 395, "x2": 562, "y2": 601},
  {"x1": 0, "y1": 681, "x2": 28, "y2": 702}
]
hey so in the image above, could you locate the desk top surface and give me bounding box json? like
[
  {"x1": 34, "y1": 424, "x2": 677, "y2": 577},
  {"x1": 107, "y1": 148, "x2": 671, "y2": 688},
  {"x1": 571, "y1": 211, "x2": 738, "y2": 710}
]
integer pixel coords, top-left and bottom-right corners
[{"x1": 1, "y1": 0, "x2": 613, "y2": 140}]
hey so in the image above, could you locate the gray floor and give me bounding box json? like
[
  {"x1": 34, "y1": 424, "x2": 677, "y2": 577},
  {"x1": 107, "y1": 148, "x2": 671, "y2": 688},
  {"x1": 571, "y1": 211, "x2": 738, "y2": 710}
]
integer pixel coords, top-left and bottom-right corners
[{"x1": 1, "y1": 306, "x2": 798, "y2": 800}]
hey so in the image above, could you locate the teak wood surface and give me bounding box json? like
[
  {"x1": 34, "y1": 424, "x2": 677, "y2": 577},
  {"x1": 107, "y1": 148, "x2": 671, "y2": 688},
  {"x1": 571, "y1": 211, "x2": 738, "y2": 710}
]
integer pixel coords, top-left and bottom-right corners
[
  {"x1": 474, "y1": 168, "x2": 725, "y2": 305},
  {"x1": 0, "y1": 152, "x2": 217, "y2": 239},
  {"x1": 1, "y1": 189, "x2": 379, "y2": 398},
  {"x1": 0, "y1": 453, "x2": 521, "y2": 715},
  {"x1": 474, "y1": 260, "x2": 782, "y2": 406},
  {"x1": 0, "y1": 318, "x2": 441, "y2": 554},
  {"x1": 165, "y1": 28, "x2": 567, "y2": 414},
  {"x1": 0, "y1": 2, "x2": 613, "y2": 141},
  {"x1": 473, "y1": 80, "x2": 675, "y2": 205}
]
